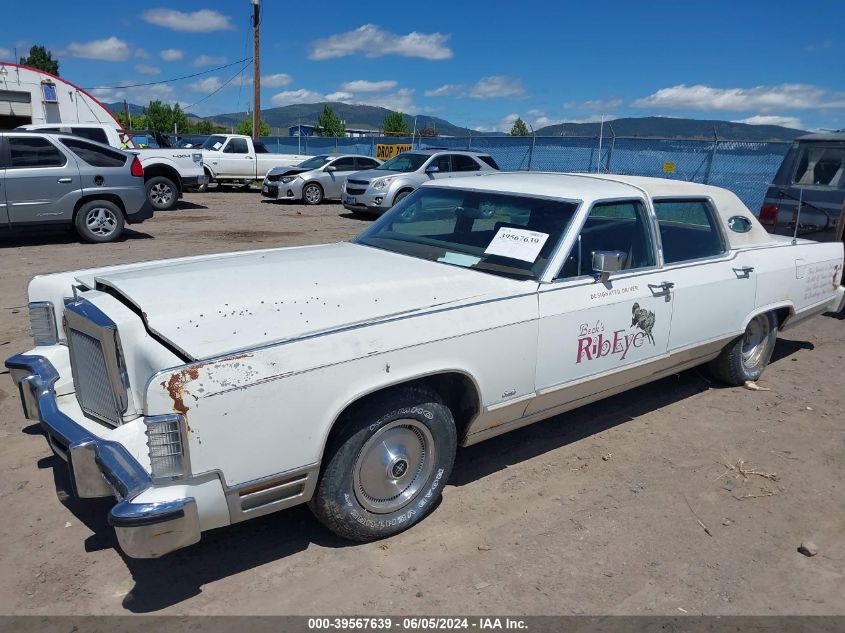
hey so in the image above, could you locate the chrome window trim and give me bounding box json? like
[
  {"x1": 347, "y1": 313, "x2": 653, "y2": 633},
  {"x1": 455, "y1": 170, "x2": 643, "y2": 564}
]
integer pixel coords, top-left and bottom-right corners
[{"x1": 63, "y1": 298, "x2": 135, "y2": 425}]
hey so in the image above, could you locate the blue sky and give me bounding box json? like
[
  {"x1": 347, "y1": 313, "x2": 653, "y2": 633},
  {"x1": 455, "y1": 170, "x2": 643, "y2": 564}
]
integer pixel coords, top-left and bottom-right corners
[{"x1": 2, "y1": 1, "x2": 843, "y2": 131}]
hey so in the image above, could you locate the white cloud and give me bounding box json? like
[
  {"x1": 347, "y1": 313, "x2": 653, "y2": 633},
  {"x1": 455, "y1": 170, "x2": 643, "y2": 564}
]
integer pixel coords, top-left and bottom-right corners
[
  {"x1": 498, "y1": 113, "x2": 520, "y2": 131},
  {"x1": 325, "y1": 91, "x2": 354, "y2": 102},
  {"x1": 534, "y1": 116, "x2": 563, "y2": 128},
  {"x1": 309, "y1": 24, "x2": 452, "y2": 60},
  {"x1": 340, "y1": 79, "x2": 398, "y2": 93},
  {"x1": 359, "y1": 88, "x2": 416, "y2": 112},
  {"x1": 142, "y1": 8, "x2": 234, "y2": 32},
  {"x1": 733, "y1": 115, "x2": 804, "y2": 129},
  {"x1": 469, "y1": 76, "x2": 526, "y2": 100},
  {"x1": 0, "y1": 48, "x2": 13, "y2": 59},
  {"x1": 425, "y1": 84, "x2": 463, "y2": 97},
  {"x1": 527, "y1": 108, "x2": 545, "y2": 117},
  {"x1": 633, "y1": 83, "x2": 845, "y2": 112},
  {"x1": 134, "y1": 63, "x2": 160, "y2": 75},
  {"x1": 262, "y1": 73, "x2": 293, "y2": 87},
  {"x1": 188, "y1": 76, "x2": 223, "y2": 93},
  {"x1": 193, "y1": 54, "x2": 226, "y2": 67},
  {"x1": 160, "y1": 48, "x2": 184, "y2": 62},
  {"x1": 271, "y1": 89, "x2": 327, "y2": 106},
  {"x1": 565, "y1": 97, "x2": 624, "y2": 111},
  {"x1": 67, "y1": 36, "x2": 130, "y2": 62},
  {"x1": 90, "y1": 82, "x2": 174, "y2": 104}
]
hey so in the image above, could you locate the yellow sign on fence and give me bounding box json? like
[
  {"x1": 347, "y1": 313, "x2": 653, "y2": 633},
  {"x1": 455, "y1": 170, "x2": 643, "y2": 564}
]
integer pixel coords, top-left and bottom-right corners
[
  {"x1": 663, "y1": 162, "x2": 676, "y2": 173},
  {"x1": 376, "y1": 143, "x2": 412, "y2": 161}
]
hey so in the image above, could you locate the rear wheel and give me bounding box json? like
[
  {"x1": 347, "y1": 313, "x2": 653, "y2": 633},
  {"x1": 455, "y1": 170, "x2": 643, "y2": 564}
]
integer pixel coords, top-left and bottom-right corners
[
  {"x1": 145, "y1": 176, "x2": 178, "y2": 211},
  {"x1": 709, "y1": 312, "x2": 778, "y2": 385},
  {"x1": 303, "y1": 182, "x2": 324, "y2": 205},
  {"x1": 309, "y1": 385, "x2": 457, "y2": 542},
  {"x1": 74, "y1": 200, "x2": 125, "y2": 243}
]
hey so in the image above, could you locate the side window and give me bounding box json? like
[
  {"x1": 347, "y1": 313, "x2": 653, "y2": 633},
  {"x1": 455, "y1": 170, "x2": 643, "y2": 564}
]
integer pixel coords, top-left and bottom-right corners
[
  {"x1": 452, "y1": 154, "x2": 481, "y2": 172},
  {"x1": 253, "y1": 142, "x2": 269, "y2": 154},
  {"x1": 8, "y1": 137, "x2": 67, "y2": 168},
  {"x1": 71, "y1": 127, "x2": 109, "y2": 145},
  {"x1": 224, "y1": 138, "x2": 249, "y2": 154},
  {"x1": 557, "y1": 200, "x2": 655, "y2": 279},
  {"x1": 478, "y1": 155, "x2": 500, "y2": 170},
  {"x1": 60, "y1": 138, "x2": 127, "y2": 167},
  {"x1": 430, "y1": 154, "x2": 451, "y2": 172},
  {"x1": 356, "y1": 157, "x2": 379, "y2": 169},
  {"x1": 330, "y1": 157, "x2": 357, "y2": 171},
  {"x1": 653, "y1": 199, "x2": 726, "y2": 264},
  {"x1": 793, "y1": 145, "x2": 845, "y2": 188}
]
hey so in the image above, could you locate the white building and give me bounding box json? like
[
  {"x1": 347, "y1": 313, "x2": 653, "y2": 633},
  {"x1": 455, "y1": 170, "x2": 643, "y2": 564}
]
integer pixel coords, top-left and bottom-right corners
[{"x1": 0, "y1": 62, "x2": 120, "y2": 130}]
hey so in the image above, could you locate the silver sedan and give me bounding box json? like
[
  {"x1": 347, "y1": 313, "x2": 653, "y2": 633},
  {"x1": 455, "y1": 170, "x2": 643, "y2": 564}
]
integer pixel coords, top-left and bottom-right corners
[{"x1": 261, "y1": 154, "x2": 382, "y2": 205}]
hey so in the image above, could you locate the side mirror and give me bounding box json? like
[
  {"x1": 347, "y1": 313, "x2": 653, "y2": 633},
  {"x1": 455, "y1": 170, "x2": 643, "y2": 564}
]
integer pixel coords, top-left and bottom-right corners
[
  {"x1": 426, "y1": 165, "x2": 440, "y2": 173},
  {"x1": 325, "y1": 165, "x2": 337, "y2": 172},
  {"x1": 592, "y1": 250, "x2": 626, "y2": 282}
]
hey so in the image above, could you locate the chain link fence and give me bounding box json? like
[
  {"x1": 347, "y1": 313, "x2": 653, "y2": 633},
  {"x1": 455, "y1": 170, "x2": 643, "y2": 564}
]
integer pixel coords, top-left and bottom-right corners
[{"x1": 260, "y1": 134, "x2": 792, "y2": 212}]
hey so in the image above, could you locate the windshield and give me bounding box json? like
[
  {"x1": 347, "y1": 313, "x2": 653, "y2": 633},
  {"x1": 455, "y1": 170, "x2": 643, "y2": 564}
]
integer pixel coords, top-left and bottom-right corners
[
  {"x1": 376, "y1": 152, "x2": 429, "y2": 172},
  {"x1": 296, "y1": 155, "x2": 333, "y2": 169},
  {"x1": 202, "y1": 135, "x2": 228, "y2": 150},
  {"x1": 355, "y1": 187, "x2": 578, "y2": 280}
]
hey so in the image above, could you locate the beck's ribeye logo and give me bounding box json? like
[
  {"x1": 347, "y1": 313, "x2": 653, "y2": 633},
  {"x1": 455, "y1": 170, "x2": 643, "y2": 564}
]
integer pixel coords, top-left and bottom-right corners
[{"x1": 576, "y1": 303, "x2": 656, "y2": 363}]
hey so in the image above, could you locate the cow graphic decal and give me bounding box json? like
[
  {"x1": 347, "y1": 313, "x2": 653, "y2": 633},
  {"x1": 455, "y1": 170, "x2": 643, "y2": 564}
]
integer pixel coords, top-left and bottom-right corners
[{"x1": 631, "y1": 303, "x2": 656, "y2": 344}]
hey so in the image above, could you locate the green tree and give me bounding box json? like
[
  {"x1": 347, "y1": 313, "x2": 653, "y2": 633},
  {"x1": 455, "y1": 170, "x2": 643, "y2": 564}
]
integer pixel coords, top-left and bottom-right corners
[
  {"x1": 382, "y1": 111, "x2": 410, "y2": 136},
  {"x1": 20, "y1": 45, "x2": 59, "y2": 75},
  {"x1": 194, "y1": 120, "x2": 215, "y2": 135},
  {"x1": 171, "y1": 103, "x2": 189, "y2": 133},
  {"x1": 144, "y1": 100, "x2": 172, "y2": 132},
  {"x1": 235, "y1": 117, "x2": 270, "y2": 137},
  {"x1": 509, "y1": 117, "x2": 530, "y2": 136},
  {"x1": 115, "y1": 111, "x2": 147, "y2": 130},
  {"x1": 316, "y1": 104, "x2": 346, "y2": 137}
]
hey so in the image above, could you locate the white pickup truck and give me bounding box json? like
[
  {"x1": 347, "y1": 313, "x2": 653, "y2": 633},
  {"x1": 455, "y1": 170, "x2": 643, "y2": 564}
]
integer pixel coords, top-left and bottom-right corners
[
  {"x1": 199, "y1": 134, "x2": 310, "y2": 189},
  {"x1": 17, "y1": 123, "x2": 207, "y2": 211},
  {"x1": 7, "y1": 174, "x2": 843, "y2": 558}
]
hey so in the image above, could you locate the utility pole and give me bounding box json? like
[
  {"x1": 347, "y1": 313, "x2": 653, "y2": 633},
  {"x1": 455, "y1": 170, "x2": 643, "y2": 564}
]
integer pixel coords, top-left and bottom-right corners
[{"x1": 251, "y1": 0, "x2": 261, "y2": 142}]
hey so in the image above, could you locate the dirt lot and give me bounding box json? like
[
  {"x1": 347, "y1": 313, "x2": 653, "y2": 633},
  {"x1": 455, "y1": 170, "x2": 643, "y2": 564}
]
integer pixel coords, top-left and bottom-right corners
[{"x1": 0, "y1": 190, "x2": 843, "y2": 616}]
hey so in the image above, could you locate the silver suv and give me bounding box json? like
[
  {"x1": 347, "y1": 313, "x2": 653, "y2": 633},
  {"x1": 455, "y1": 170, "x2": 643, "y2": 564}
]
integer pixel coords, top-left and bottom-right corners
[
  {"x1": 342, "y1": 149, "x2": 499, "y2": 215},
  {"x1": 0, "y1": 132, "x2": 152, "y2": 243}
]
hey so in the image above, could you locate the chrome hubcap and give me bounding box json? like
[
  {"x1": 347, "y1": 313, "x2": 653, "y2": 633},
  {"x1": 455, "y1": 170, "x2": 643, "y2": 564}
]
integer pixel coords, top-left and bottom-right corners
[
  {"x1": 85, "y1": 207, "x2": 117, "y2": 236},
  {"x1": 741, "y1": 315, "x2": 770, "y2": 368},
  {"x1": 304, "y1": 185, "x2": 320, "y2": 203},
  {"x1": 150, "y1": 183, "x2": 173, "y2": 205},
  {"x1": 353, "y1": 419, "x2": 435, "y2": 514}
]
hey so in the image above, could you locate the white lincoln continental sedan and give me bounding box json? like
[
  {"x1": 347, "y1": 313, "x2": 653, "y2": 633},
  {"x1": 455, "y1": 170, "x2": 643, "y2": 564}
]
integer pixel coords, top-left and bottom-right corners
[{"x1": 7, "y1": 173, "x2": 844, "y2": 557}]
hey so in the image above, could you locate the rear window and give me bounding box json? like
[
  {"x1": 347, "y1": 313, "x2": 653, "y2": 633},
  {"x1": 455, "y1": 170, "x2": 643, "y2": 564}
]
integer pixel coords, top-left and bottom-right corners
[
  {"x1": 8, "y1": 136, "x2": 66, "y2": 168},
  {"x1": 478, "y1": 155, "x2": 500, "y2": 170},
  {"x1": 793, "y1": 144, "x2": 845, "y2": 188},
  {"x1": 653, "y1": 199, "x2": 726, "y2": 264},
  {"x1": 60, "y1": 138, "x2": 127, "y2": 167},
  {"x1": 254, "y1": 142, "x2": 269, "y2": 154},
  {"x1": 71, "y1": 127, "x2": 109, "y2": 145},
  {"x1": 452, "y1": 154, "x2": 481, "y2": 172}
]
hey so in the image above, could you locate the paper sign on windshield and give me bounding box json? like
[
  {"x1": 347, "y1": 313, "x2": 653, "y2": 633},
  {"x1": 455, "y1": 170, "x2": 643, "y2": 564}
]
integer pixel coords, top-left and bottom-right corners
[{"x1": 484, "y1": 227, "x2": 549, "y2": 263}]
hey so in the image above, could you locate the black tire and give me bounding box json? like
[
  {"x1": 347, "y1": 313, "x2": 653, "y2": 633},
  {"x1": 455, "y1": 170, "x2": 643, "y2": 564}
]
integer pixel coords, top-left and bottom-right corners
[
  {"x1": 708, "y1": 312, "x2": 778, "y2": 385},
  {"x1": 309, "y1": 385, "x2": 457, "y2": 542},
  {"x1": 74, "y1": 200, "x2": 125, "y2": 243},
  {"x1": 393, "y1": 189, "x2": 412, "y2": 206},
  {"x1": 145, "y1": 176, "x2": 178, "y2": 211},
  {"x1": 302, "y1": 182, "x2": 324, "y2": 205},
  {"x1": 196, "y1": 176, "x2": 210, "y2": 193}
]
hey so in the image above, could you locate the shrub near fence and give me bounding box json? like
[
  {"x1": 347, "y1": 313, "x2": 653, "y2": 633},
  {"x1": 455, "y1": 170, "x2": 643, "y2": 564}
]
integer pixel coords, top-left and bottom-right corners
[{"x1": 260, "y1": 134, "x2": 792, "y2": 212}]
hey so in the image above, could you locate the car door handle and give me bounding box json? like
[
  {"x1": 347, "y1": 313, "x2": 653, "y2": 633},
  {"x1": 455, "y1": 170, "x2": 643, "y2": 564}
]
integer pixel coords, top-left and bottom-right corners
[
  {"x1": 648, "y1": 281, "x2": 675, "y2": 296},
  {"x1": 57, "y1": 178, "x2": 72, "y2": 183},
  {"x1": 733, "y1": 266, "x2": 755, "y2": 277}
]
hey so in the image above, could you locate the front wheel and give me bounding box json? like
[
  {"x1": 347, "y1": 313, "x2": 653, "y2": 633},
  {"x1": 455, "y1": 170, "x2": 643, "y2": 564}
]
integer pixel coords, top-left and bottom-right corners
[
  {"x1": 709, "y1": 312, "x2": 778, "y2": 385},
  {"x1": 309, "y1": 385, "x2": 457, "y2": 542},
  {"x1": 302, "y1": 182, "x2": 324, "y2": 205},
  {"x1": 74, "y1": 201, "x2": 125, "y2": 243}
]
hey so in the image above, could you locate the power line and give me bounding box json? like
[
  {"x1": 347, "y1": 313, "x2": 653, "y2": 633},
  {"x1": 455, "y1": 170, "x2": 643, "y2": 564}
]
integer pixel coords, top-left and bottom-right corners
[
  {"x1": 90, "y1": 57, "x2": 252, "y2": 90},
  {"x1": 184, "y1": 60, "x2": 252, "y2": 111}
]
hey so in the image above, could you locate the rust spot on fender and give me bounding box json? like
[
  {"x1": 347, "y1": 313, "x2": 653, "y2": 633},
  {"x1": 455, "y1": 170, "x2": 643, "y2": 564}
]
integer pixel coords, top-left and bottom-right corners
[{"x1": 161, "y1": 367, "x2": 200, "y2": 416}]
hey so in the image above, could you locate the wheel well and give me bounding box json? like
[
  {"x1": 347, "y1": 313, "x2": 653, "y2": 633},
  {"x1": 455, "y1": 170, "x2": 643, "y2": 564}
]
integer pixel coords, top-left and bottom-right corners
[
  {"x1": 72, "y1": 194, "x2": 126, "y2": 220},
  {"x1": 324, "y1": 372, "x2": 481, "y2": 454},
  {"x1": 773, "y1": 306, "x2": 793, "y2": 328},
  {"x1": 304, "y1": 180, "x2": 323, "y2": 191},
  {"x1": 393, "y1": 188, "x2": 414, "y2": 204},
  {"x1": 144, "y1": 164, "x2": 182, "y2": 191}
]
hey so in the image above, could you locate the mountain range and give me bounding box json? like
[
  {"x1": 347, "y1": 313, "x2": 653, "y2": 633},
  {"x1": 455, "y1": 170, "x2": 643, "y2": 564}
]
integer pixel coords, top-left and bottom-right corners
[{"x1": 104, "y1": 102, "x2": 808, "y2": 141}]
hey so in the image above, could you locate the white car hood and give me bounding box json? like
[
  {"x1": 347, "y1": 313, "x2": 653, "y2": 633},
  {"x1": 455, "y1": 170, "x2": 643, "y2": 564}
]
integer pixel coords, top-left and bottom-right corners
[{"x1": 84, "y1": 242, "x2": 523, "y2": 360}]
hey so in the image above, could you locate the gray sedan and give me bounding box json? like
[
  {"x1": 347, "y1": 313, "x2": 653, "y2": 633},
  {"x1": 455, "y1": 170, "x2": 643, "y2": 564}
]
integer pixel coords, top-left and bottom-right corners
[
  {"x1": 262, "y1": 154, "x2": 382, "y2": 205},
  {"x1": 0, "y1": 132, "x2": 152, "y2": 243}
]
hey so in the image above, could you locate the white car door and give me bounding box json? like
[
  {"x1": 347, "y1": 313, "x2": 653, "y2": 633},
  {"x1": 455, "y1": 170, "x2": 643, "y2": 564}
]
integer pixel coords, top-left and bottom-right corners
[
  {"x1": 651, "y1": 198, "x2": 756, "y2": 354},
  {"x1": 528, "y1": 199, "x2": 675, "y2": 417},
  {"x1": 321, "y1": 156, "x2": 358, "y2": 199},
  {"x1": 218, "y1": 138, "x2": 254, "y2": 177}
]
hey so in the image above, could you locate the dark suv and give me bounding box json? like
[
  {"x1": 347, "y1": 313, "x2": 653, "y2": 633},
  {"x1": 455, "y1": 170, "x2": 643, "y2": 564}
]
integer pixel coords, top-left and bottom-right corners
[{"x1": 0, "y1": 132, "x2": 152, "y2": 243}]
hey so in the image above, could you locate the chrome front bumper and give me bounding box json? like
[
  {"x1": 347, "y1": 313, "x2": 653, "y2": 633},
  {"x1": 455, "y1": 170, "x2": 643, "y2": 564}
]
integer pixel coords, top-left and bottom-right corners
[{"x1": 5, "y1": 354, "x2": 200, "y2": 558}]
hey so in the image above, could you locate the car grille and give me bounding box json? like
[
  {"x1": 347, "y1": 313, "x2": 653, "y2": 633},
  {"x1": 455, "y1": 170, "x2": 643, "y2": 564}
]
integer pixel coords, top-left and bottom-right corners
[
  {"x1": 265, "y1": 174, "x2": 281, "y2": 182},
  {"x1": 68, "y1": 329, "x2": 124, "y2": 426},
  {"x1": 346, "y1": 179, "x2": 369, "y2": 196}
]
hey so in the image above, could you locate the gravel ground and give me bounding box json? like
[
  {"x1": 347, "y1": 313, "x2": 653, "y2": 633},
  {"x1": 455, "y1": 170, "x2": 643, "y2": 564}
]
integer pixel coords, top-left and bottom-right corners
[{"x1": 0, "y1": 190, "x2": 842, "y2": 615}]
